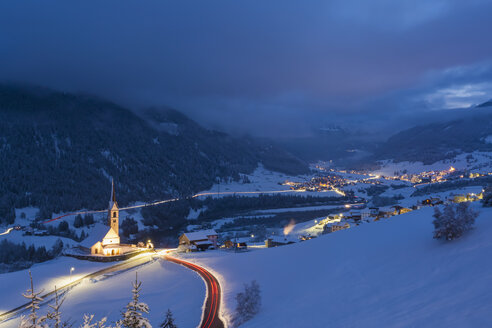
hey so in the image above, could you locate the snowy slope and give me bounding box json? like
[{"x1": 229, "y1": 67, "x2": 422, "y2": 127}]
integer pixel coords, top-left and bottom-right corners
[
  {"x1": 184, "y1": 203, "x2": 492, "y2": 327},
  {"x1": 0, "y1": 258, "x2": 205, "y2": 328},
  {"x1": 0, "y1": 256, "x2": 113, "y2": 312}
]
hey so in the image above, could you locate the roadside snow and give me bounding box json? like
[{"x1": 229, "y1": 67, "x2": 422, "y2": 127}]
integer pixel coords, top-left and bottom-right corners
[{"x1": 0, "y1": 258, "x2": 204, "y2": 328}]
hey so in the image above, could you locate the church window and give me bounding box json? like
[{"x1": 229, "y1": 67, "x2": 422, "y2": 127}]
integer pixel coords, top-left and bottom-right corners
[{"x1": 113, "y1": 212, "x2": 117, "y2": 218}]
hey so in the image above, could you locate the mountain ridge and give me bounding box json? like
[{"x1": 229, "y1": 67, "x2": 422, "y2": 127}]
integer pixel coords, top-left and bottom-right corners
[{"x1": 0, "y1": 84, "x2": 308, "y2": 223}]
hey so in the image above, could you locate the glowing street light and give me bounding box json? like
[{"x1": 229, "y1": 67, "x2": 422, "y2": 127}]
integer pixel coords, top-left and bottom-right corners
[{"x1": 70, "y1": 267, "x2": 75, "y2": 281}]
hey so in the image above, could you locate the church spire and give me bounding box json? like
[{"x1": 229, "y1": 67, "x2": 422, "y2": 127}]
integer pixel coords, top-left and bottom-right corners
[
  {"x1": 108, "y1": 179, "x2": 119, "y2": 235},
  {"x1": 111, "y1": 179, "x2": 116, "y2": 203}
]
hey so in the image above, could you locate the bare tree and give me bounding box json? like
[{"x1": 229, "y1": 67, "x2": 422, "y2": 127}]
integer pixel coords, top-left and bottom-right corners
[{"x1": 233, "y1": 280, "x2": 261, "y2": 327}]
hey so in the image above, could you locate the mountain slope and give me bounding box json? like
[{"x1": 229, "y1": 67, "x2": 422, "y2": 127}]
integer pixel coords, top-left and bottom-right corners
[
  {"x1": 374, "y1": 107, "x2": 492, "y2": 164},
  {"x1": 0, "y1": 85, "x2": 307, "y2": 221},
  {"x1": 192, "y1": 204, "x2": 492, "y2": 328}
]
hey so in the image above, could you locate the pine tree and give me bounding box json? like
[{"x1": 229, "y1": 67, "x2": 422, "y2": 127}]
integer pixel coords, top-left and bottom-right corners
[
  {"x1": 19, "y1": 270, "x2": 47, "y2": 328},
  {"x1": 118, "y1": 273, "x2": 151, "y2": 328},
  {"x1": 80, "y1": 314, "x2": 108, "y2": 328},
  {"x1": 74, "y1": 215, "x2": 83, "y2": 228},
  {"x1": 433, "y1": 203, "x2": 478, "y2": 240},
  {"x1": 83, "y1": 214, "x2": 94, "y2": 227},
  {"x1": 159, "y1": 309, "x2": 177, "y2": 328}
]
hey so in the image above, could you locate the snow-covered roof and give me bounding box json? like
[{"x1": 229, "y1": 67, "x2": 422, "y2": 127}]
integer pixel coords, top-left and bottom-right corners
[
  {"x1": 79, "y1": 224, "x2": 111, "y2": 248},
  {"x1": 103, "y1": 227, "x2": 119, "y2": 240},
  {"x1": 183, "y1": 229, "x2": 217, "y2": 241},
  {"x1": 194, "y1": 240, "x2": 213, "y2": 245},
  {"x1": 267, "y1": 235, "x2": 296, "y2": 243}
]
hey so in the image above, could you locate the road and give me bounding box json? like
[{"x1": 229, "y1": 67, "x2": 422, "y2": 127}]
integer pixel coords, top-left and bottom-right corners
[
  {"x1": 0, "y1": 252, "x2": 155, "y2": 323},
  {"x1": 165, "y1": 255, "x2": 225, "y2": 328}
]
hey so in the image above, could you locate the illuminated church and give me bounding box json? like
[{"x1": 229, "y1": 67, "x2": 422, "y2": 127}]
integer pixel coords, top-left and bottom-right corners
[{"x1": 90, "y1": 180, "x2": 122, "y2": 256}]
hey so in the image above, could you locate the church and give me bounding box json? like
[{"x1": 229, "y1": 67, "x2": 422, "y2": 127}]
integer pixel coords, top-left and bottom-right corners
[{"x1": 89, "y1": 180, "x2": 122, "y2": 256}]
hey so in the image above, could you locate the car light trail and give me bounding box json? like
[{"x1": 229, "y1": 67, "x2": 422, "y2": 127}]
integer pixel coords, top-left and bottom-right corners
[
  {"x1": 37, "y1": 189, "x2": 305, "y2": 224},
  {"x1": 0, "y1": 228, "x2": 13, "y2": 236},
  {"x1": 165, "y1": 255, "x2": 224, "y2": 328}
]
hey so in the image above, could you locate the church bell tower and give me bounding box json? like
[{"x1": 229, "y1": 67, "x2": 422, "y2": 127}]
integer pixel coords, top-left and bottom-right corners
[{"x1": 108, "y1": 179, "x2": 119, "y2": 235}]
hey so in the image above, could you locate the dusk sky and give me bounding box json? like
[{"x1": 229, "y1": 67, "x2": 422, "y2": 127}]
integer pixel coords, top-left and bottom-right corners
[{"x1": 1, "y1": 0, "x2": 492, "y2": 136}]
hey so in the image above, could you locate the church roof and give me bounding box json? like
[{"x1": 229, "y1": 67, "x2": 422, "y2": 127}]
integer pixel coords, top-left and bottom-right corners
[
  {"x1": 79, "y1": 223, "x2": 112, "y2": 248},
  {"x1": 103, "y1": 227, "x2": 119, "y2": 240}
]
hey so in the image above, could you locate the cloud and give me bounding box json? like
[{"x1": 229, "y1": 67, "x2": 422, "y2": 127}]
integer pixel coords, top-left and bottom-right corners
[{"x1": 0, "y1": 0, "x2": 491, "y2": 137}]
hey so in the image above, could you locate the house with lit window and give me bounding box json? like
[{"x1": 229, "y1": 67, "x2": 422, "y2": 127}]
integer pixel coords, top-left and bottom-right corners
[{"x1": 179, "y1": 229, "x2": 218, "y2": 250}]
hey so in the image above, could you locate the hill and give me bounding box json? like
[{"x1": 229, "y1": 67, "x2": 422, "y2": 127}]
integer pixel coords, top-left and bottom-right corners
[
  {"x1": 0, "y1": 85, "x2": 308, "y2": 223},
  {"x1": 374, "y1": 107, "x2": 492, "y2": 164},
  {"x1": 190, "y1": 203, "x2": 492, "y2": 327}
]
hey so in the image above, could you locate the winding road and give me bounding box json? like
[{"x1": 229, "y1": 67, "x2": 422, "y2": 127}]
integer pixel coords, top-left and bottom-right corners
[{"x1": 164, "y1": 255, "x2": 225, "y2": 328}]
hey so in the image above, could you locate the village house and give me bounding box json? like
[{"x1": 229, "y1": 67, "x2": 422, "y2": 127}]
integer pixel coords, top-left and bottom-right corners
[
  {"x1": 421, "y1": 197, "x2": 443, "y2": 206},
  {"x1": 323, "y1": 222, "x2": 350, "y2": 233},
  {"x1": 391, "y1": 205, "x2": 412, "y2": 216},
  {"x1": 348, "y1": 211, "x2": 362, "y2": 222},
  {"x1": 369, "y1": 207, "x2": 379, "y2": 217},
  {"x1": 179, "y1": 229, "x2": 218, "y2": 250},
  {"x1": 265, "y1": 236, "x2": 296, "y2": 248}
]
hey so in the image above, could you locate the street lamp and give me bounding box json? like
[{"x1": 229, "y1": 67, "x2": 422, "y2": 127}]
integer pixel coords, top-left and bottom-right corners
[{"x1": 70, "y1": 267, "x2": 75, "y2": 281}]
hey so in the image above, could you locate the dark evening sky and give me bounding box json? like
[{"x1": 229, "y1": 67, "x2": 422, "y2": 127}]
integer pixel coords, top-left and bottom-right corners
[{"x1": 1, "y1": 0, "x2": 492, "y2": 136}]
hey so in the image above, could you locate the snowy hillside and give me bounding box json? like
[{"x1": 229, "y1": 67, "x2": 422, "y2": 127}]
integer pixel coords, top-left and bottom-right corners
[
  {"x1": 0, "y1": 257, "x2": 205, "y2": 328},
  {"x1": 183, "y1": 203, "x2": 492, "y2": 327}
]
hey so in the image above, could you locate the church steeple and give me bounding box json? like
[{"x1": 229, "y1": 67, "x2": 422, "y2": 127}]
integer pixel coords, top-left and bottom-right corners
[{"x1": 108, "y1": 179, "x2": 119, "y2": 236}]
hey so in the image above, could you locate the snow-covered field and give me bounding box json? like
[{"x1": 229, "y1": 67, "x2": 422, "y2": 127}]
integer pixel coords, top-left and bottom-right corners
[
  {"x1": 197, "y1": 164, "x2": 338, "y2": 198},
  {"x1": 181, "y1": 203, "x2": 492, "y2": 327},
  {"x1": 0, "y1": 230, "x2": 77, "y2": 249},
  {"x1": 0, "y1": 257, "x2": 205, "y2": 328}
]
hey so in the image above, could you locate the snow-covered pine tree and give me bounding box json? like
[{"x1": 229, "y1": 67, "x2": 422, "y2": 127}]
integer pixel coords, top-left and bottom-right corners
[
  {"x1": 118, "y1": 272, "x2": 151, "y2": 328},
  {"x1": 19, "y1": 270, "x2": 47, "y2": 328},
  {"x1": 159, "y1": 309, "x2": 177, "y2": 328},
  {"x1": 433, "y1": 203, "x2": 478, "y2": 240},
  {"x1": 233, "y1": 280, "x2": 261, "y2": 327},
  {"x1": 80, "y1": 314, "x2": 108, "y2": 328}
]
